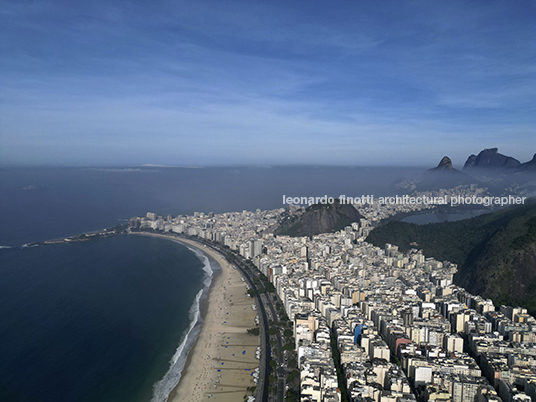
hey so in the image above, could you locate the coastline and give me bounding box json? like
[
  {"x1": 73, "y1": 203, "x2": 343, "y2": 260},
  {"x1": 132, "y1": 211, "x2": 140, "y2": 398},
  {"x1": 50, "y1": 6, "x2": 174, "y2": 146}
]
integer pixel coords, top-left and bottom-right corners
[{"x1": 131, "y1": 233, "x2": 260, "y2": 402}]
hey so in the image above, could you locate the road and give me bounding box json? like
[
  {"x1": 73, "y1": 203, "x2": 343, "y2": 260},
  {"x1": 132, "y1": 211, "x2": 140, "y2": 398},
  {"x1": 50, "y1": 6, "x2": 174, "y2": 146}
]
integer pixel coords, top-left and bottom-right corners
[{"x1": 262, "y1": 293, "x2": 287, "y2": 402}]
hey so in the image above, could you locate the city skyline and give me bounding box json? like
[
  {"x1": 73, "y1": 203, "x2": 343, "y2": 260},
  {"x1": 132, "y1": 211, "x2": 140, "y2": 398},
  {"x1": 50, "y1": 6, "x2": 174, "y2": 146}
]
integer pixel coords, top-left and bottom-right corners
[{"x1": 1, "y1": 0, "x2": 535, "y2": 167}]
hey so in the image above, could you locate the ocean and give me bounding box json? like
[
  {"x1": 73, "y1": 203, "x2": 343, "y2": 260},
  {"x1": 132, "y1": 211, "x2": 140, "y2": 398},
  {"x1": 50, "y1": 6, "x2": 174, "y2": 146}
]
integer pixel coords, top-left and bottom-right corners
[{"x1": 0, "y1": 165, "x2": 420, "y2": 402}]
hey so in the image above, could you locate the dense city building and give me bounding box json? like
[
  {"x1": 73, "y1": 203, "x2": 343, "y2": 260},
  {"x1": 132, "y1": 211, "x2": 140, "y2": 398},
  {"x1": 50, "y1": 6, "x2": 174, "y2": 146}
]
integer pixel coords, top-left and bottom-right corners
[{"x1": 134, "y1": 193, "x2": 536, "y2": 402}]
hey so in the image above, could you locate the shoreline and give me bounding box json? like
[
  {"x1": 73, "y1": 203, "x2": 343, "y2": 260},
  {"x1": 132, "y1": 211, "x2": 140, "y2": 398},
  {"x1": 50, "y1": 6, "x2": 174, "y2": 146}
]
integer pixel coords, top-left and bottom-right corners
[{"x1": 131, "y1": 233, "x2": 260, "y2": 402}]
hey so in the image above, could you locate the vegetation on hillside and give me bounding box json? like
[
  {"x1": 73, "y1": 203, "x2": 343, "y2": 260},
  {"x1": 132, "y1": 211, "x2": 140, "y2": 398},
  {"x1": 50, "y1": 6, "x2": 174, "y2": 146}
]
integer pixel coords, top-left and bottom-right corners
[{"x1": 366, "y1": 200, "x2": 536, "y2": 314}]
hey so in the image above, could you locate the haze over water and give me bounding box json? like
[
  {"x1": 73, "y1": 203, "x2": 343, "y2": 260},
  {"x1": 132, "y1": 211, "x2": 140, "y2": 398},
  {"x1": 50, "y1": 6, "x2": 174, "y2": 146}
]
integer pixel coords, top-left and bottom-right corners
[{"x1": 0, "y1": 166, "x2": 419, "y2": 246}]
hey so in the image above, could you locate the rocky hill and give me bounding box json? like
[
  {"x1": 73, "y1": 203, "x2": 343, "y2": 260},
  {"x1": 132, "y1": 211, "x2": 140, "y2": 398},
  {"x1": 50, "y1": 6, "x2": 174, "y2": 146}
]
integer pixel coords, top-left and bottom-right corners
[
  {"x1": 518, "y1": 154, "x2": 536, "y2": 171},
  {"x1": 429, "y1": 156, "x2": 456, "y2": 171},
  {"x1": 463, "y1": 148, "x2": 521, "y2": 170},
  {"x1": 396, "y1": 156, "x2": 479, "y2": 192},
  {"x1": 366, "y1": 200, "x2": 536, "y2": 313},
  {"x1": 275, "y1": 200, "x2": 363, "y2": 237}
]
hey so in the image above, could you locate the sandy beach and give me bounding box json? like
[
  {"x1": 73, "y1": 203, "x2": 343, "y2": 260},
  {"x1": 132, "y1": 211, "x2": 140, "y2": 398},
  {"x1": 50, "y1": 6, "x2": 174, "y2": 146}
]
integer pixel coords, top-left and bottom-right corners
[{"x1": 134, "y1": 233, "x2": 260, "y2": 402}]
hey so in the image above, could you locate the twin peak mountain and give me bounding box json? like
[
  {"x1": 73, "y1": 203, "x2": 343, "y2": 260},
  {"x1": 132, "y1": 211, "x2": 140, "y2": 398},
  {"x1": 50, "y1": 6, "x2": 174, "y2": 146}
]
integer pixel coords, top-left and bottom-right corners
[{"x1": 432, "y1": 148, "x2": 536, "y2": 172}]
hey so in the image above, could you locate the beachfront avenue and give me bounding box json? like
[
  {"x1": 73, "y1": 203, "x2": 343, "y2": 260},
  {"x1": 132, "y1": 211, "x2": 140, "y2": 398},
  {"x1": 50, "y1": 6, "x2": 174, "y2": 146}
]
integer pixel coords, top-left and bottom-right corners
[{"x1": 129, "y1": 189, "x2": 535, "y2": 401}]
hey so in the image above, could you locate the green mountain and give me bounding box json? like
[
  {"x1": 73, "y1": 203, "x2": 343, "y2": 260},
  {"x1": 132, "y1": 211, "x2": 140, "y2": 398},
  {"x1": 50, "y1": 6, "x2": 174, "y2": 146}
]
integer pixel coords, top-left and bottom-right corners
[
  {"x1": 366, "y1": 200, "x2": 536, "y2": 313},
  {"x1": 275, "y1": 200, "x2": 363, "y2": 237}
]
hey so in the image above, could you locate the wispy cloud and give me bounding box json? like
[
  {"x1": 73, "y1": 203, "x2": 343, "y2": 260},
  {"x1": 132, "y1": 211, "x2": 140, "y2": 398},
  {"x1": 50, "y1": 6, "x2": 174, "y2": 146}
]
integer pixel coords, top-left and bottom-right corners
[{"x1": 1, "y1": 0, "x2": 534, "y2": 166}]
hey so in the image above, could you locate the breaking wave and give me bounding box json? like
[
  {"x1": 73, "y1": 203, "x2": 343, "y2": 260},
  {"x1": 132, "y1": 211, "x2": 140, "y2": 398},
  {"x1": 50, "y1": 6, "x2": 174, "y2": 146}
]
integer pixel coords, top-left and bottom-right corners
[{"x1": 150, "y1": 245, "x2": 215, "y2": 402}]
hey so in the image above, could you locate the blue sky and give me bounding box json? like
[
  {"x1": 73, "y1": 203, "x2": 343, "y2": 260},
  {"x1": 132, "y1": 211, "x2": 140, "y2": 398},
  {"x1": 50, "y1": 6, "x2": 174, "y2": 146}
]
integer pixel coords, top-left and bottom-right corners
[{"x1": 1, "y1": 0, "x2": 535, "y2": 166}]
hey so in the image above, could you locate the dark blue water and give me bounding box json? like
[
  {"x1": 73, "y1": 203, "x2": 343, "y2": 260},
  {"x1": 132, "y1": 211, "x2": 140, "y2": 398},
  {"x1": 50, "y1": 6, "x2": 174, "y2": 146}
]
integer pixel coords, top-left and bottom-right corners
[
  {"x1": 0, "y1": 166, "x2": 419, "y2": 402},
  {"x1": 0, "y1": 235, "x2": 205, "y2": 402}
]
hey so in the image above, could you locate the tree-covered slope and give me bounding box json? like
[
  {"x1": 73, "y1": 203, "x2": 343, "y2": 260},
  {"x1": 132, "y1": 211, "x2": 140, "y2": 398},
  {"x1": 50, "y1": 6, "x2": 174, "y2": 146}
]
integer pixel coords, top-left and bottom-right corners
[{"x1": 366, "y1": 200, "x2": 536, "y2": 313}]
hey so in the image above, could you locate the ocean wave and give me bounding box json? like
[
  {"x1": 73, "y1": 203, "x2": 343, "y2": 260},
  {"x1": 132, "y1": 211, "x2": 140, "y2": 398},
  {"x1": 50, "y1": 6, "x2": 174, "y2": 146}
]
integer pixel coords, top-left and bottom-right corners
[
  {"x1": 186, "y1": 246, "x2": 214, "y2": 287},
  {"x1": 0, "y1": 245, "x2": 13, "y2": 249},
  {"x1": 171, "y1": 289, "x2": 203, "y2": 366},
  {"x1": 150, "y1": 246, "x2": 215, "y2": 402},
  {"x1": 150, "y1": 289, "x2": 204, "y2": 402}
]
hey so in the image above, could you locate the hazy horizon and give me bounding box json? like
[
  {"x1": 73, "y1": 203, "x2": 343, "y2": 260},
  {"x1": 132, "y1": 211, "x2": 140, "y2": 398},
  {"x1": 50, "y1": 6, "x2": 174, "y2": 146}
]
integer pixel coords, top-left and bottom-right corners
[{"x1": 0, "y1": 160, "x2": 513, "y2": 170}]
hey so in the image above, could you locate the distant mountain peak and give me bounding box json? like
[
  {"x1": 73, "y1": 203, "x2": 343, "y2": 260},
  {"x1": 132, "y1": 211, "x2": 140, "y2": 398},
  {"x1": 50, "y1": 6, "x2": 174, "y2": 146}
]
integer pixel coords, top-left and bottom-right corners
[
  {"x1": 411, "y1": 156, "x2": 478, "y2": 190},
  {"x1": 463, "y1": 148, "x2": 520, "y2": 170},
  {"x1": 435, "y1": 156, "x2": 453, "y2": 170},
  {"x1": 428, "y1": 156, "x2": 459, "y2": 173},
  {"x1": 464, "y1": 154, "x2": 477, "y2": 169},
  {"x1": 519, "y1": 153, "x2": 536, "y2": 171}
]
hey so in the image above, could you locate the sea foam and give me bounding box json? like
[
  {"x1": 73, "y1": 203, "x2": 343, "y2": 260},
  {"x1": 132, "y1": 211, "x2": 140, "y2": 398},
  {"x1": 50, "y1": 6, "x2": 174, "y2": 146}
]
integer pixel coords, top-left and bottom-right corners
[{"x1": 150, "y1": 244, "x2": 215, "y2": 402}]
